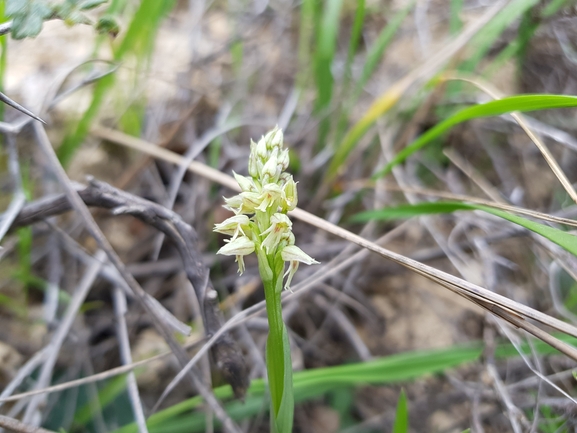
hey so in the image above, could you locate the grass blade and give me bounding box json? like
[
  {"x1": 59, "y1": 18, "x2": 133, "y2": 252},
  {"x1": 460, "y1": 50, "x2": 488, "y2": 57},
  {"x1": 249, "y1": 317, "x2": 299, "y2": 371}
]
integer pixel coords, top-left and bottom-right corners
[
  {"x1": 314, "y1": 0, "x2": 344, "y2": 149},
  {"x1": 296, "y1": 0, "x2": 316, "y2": 89},
  {"x1": 392, "y1": 390, "x2": 408, "y2": 433},
  {"x1": 73, "y1": 374, "x2": 128, "y2": 428},
  {"x1": 57, "y1": 0, "x2": 176, "y2": 166},
  {"x1": 459, "y1": 0, "x2": 537, "y2": 73},
  {"x1": 111, "y1": 335, "x2": 577, "y2": 433},
  {"x1": 373, "y1": 94, "x2": 577, "y2": 178},
  {"x1": 112, "y1": 344, "x2": 483, "y2": 433},
  {"x1": 314, "y1": 0, "x2": 343, "y2": 113},
  {"x1": 351, "y1": 201, "x2": 577, "y2": 257},
  {"x1": 353, "y1": 0, "x2": 414, "y2": 100},
  {"x1": 342, "y1": 0, "x2": 365, "y2": 91},
  {"x1": 325, "y1": 0, "x2": 508, "y2": 184},
  {"x1": 449, "y1": 0, "x2": 463, "y2": 34}
]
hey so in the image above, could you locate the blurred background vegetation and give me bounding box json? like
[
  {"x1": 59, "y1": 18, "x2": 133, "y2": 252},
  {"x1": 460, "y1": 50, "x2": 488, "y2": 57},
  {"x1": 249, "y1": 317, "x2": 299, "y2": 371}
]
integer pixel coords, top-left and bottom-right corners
[{"x1": 1, "y1": 0, "x2": 577, "y2": 432}]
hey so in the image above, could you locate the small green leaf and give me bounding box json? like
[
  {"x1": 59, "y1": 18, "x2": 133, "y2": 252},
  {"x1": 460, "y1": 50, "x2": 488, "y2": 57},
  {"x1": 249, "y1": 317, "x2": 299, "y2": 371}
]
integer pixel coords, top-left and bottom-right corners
[
  {"x1": 7, "y1": 0, "x2": 53, "y2": 39},
  {"x1": 95, "y1": 16, "x2": 119, "y2": 37},
  {"x1": 79, "y1": 0, "x2": 108, "y2": 10},
  {"x1": 392, "y1": 390, "x2": 408, "y2": 433},
  {"x1": 63, "y1": 10, "x2": 91, "y2": 26}
]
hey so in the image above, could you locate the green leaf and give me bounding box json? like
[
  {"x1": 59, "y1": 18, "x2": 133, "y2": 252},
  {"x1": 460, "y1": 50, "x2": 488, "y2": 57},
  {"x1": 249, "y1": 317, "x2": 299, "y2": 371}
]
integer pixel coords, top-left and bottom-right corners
[
  {"x1": 392, "y1": 390, "x2": 408, "y2": 433},
  {"x1": 459, "y1": 0, "x2": 537, "y2": 73},
  {"x1": 314, "y1": 0, "x2": 343, "y2": 113},
  {"x1": 351, "y1": 201, "x2": 577, "y2": 257},
  {"x1": 73, "y1": 374, "x2": 128, "y2": 427},
  {"x1": 296, "y1": 0, "x2": 316, "y2": 89},
  {"x1": 7, "y1": 0, "x2": 53, "y2": 39},
  {"x1": 449, "y1": 0, "x2": 463, "y2": 34},
  {"x1": 314, "y1": 0, "x2": 344, "y2": 148},
  {"x1": 111, "y1": 336, "x2": 577, "y2": 433},
  {"x1": 328, "y1": 1, "x2": 413, "y2": 178},
  {"x1": 95, "y1": 15, "x2": 119, "y2": 37},
  {"x1": 112, "y1": 344, "x2": 483, "y2": 433},
  {"x1": 374, "y1": 94, "x2": 577, "y2": 178},
  {"x1": 343, "y1": 0, "x2": 365, "y2": 83},
  {"x1": 351, "y1": 201, "x2": 464, "y2": 220},
  {"x1": 79, "y1": 0, "x2": 108, "y2": 10}
]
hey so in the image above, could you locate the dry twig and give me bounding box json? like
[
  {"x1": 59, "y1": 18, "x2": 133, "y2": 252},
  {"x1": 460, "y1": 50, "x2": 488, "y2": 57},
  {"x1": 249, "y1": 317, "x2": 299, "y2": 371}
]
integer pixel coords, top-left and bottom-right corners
[
  {"x1": 0, "y1": 415, "x2": 57, "y2": 433},
  {"x1": 9, "y1": 177, "x2": 249, "y2": 401},
  {"x1": 29, "y1": 123, "x2": 242, "y2": 433}
]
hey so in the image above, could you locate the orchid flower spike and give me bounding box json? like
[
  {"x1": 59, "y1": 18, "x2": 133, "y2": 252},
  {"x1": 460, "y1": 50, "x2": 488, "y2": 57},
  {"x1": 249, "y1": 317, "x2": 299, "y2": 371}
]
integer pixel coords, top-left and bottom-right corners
[{"x1": 214, "y1": 126, "x2": 318, "y2": 286}]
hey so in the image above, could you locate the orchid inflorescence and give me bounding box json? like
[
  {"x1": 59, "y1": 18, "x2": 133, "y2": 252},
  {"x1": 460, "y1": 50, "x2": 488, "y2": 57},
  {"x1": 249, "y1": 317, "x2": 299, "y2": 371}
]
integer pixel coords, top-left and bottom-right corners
[{"x1": 214, "y1": 126, "x2": 318, "y2": 290}]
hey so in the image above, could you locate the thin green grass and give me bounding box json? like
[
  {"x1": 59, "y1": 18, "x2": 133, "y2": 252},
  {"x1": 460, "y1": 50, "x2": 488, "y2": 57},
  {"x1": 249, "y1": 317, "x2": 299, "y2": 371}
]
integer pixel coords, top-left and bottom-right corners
[
  {"x1": 113, "y1": 344, "x2": 483, "y2": 433},
  {"x1": 449, "y1": 0, "x2": 463, "y2": 35},
  {"x1": 373, "y1": 94, "x2": 577, "y2": 178},
  {"x1": 296, "y1": 0, "x2": 316, "y2": 90},
  {"x1": 459, "y1": 0, "x2": 538, "y2": 73},
  {"x1": 341, "y1": 0, "x2": 365, "y2": 96},
  {"x1": 73, "y1": 374, "x2": 129, "y2": 428},
  {"x1": 330, "y1": 0, "x2": 365, "y2": 144},
  {"x1": 392, "y1": 390, "x2": 408, "y2": 433},
  {"x1": 110, "y1": 335, "x2": 577, "y2": 433},
  {"x1": 352, "y1": 201, "x2": 577, "y2": 257},
  {"x1": 352, "y1": 1, "x2": 415, "y2": 102},
  {"x1": 484, "y1": 0, "x2": 570, "y2": 78},
  {"x1": 326, "y1": 0, "x2": 538, "y2": 185},
  {"x1": 326, "y1": 1, "x2": 414, "y2": 182},
  {"x1": 57, "y1": 0, "x2": 176, "y2": 166},
  {"x1": 314, "y1": 0, "x2": 344, "y2": 150}
]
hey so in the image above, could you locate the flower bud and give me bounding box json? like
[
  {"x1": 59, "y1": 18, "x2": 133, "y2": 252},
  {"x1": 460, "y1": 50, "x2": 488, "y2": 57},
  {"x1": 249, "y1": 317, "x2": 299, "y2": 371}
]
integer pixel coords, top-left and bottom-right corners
[
  {"x1": 261, "y1": 154, "x2": 279, "y2": 182},
  {"x1": 265, "y1": 126, "x2": 283, "y2": 150},
  {"x1": 248, "y1": 140, "x2": 260, "y2": 178},
  {"x1": 282, "y1": 176, "x2": 298, "y2": 211},
  {"x1": 233, "y1": 171, "x2": 256, "y2": 192},
  {"x1": 278, "y1": 149, "x2": 290, "y2": 171},
  {"x1": 256, "y1": 136, "x2": 268, "y2": 159}
]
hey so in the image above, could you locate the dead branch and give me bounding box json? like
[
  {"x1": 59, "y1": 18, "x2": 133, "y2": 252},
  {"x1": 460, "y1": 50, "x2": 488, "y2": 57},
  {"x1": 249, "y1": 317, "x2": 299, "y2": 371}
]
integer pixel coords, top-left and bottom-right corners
[
  {"x1": 0, "y1": 415, "x2": 56, "y2": 433},
  {"x1": 9, "y1": 177, "x2": 248, "y2": 401}
]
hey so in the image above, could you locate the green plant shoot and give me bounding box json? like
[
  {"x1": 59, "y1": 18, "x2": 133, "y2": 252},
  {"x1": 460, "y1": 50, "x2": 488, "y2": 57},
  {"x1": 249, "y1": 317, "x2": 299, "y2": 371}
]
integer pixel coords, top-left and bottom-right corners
[{"x1": 214, "y1": 127, "x2": 319, "y2": 433}]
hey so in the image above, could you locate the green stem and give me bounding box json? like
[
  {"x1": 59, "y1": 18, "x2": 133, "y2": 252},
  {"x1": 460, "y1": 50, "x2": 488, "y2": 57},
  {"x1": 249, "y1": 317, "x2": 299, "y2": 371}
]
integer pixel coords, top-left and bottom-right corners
[
  {"x1": 259, "y1": 251, "x2": 294, "y2": 432},
  {"x1": 263, "y1": 276, "x2": 284, "y2": 414}
]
